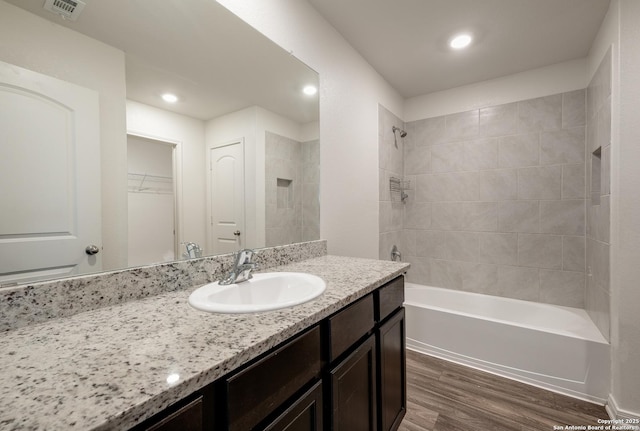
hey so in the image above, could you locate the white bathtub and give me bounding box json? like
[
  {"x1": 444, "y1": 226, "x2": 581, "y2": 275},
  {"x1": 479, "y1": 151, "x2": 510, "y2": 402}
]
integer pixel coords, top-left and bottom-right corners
[{"x1": 404, "y1": 284, "x2": 610, "y2": 403}]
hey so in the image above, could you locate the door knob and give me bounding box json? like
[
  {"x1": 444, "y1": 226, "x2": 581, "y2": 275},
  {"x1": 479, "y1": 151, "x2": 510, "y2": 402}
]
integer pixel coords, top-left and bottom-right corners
[
  {"x1": 85, "y1": 245, "x2": 100, "y2": 255},
  {"x1": 233, "y1": 230, "x2": 241, "y2": 236}
]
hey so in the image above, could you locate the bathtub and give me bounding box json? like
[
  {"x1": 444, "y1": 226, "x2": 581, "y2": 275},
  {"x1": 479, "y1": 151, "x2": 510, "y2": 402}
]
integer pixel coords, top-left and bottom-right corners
[{"x1": 404, "y1": 284, "x2": 610, "y2": 403}]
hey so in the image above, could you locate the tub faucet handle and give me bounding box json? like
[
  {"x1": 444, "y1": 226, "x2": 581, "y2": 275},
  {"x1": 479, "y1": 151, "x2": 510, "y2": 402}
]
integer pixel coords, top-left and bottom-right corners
[{"x1": 391, "y1": 245, "x2": 402, "y2": 262}]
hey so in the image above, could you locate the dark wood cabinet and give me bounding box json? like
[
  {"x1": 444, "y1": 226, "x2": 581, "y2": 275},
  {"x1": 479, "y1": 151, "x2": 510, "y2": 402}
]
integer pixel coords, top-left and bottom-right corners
[
  {"x1": 377, "y1": 308, "x2": 406, "y2": 431},
  {"x1": 225, "y1": 325, "x2": 322, "y2": 431},
  {"x1": 329, "y1": 334, "x2": 377, "y2": 431},
  {"x1": 262, "y1": 381, "x2": 323, "y2": 431},
  {"x1": 142, "y1": 397, "x2": 203, "y2": 431},
  {"x1": 128, "y1": 275, "x2": 406, "y2": 431},
  {"x1": 326, "y1": 293, "x2": 375, "y2": 361}
]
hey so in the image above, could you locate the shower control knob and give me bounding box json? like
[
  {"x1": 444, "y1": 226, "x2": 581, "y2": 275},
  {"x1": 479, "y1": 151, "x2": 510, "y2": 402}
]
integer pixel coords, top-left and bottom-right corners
[{"x1": 85, "y1": 245, "x2": 100, "y2": 255}]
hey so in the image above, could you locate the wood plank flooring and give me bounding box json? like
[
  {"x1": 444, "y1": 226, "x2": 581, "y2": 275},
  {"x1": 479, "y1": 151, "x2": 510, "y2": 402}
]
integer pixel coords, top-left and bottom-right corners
[{"x1": 399, "y1": 349, "x2": 608, "y2": 431}]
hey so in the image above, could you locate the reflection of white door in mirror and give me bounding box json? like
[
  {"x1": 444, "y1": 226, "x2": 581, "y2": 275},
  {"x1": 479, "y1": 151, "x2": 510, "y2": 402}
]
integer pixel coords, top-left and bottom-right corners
[
  {"x1": 127, "y1": 135, "x2": 177, "y2": 267},
  {"x1": 208, "y1": 141, "x2": 245, "y2": 255},
  {"x1": 0, "y1": 61, "x2": 101, "y2": 285}
]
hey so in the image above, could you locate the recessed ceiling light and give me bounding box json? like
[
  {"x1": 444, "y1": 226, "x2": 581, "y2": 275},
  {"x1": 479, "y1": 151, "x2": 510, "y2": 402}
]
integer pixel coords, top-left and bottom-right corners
[
  {"x1": 162, "y1": 93, "x2": 178, "y2": 103},
  {"x1": 450, "y1": 33, "x2": 472, "y2": 50},
  {"x1": 302, "y1": 85, "x2": 318, "y2": 96}
]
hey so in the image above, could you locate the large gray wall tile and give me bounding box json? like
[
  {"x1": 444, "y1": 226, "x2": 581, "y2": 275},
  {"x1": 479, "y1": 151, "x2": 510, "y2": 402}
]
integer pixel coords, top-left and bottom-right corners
[
  {"x1": 540, "y1": 127, "x2": 586, "y2": 165},
  {"x1": 478, "y1": 170, "x2": 517, "y2": 201},
  {"x1": 442, "y1": 231, "x2": 480, "y2": 262},
  {"x1": 431, "y1": 142, "x2": 465, "y2": 172},
  {"x1": 497, "y1": 265, "x2": 539, "y2": 301},
  {"x1": 404, "y1": 145, "x2": 431, "y2": 175},
  {"x1": 480, "y1": 102, "x2": 518, "y2": 137},
  {"x1": 391, "y1": 89, "x2": 590, "y2": 308},
  {"x1": 498, "y1": 201, "x2": 539, "y2": 233},
  {"x1": 562, "y1": 164, "x2": 586, "y2": 199},
  {"x1": 405, "y1": 255, "x2": 431, "y2": 285},
  {"x1": 445, "y1": 110, "x2": 479, "y2": 142},
  {"x1": 563, "y1": 236, "x2": 586, "y2": 272},
  {"x1": 409, "y1": 116, "x2": 446, "y2": 146},
  {"x1": 518, "y1": 166, "x2": 562, "y2": 199},
  {"x1": 463, "y1": 138, "x2": 499, "y2": 171},
  {"x1": 416, "y1": 230, "x2": 446, "y2": 259},
  {"x1": 498, "y1": 133, "x2": 540, "y2": 168},
  {"x1": 539, "y1": 270, "x2": 585, "y2": 307},
  {"x1": 404, "y1": 201, "x2": 432, "y2": 230},
  {"x1": 518, "y1": 234, "x2": 563, "y2": 269},
  {"x1": 562, "y1": 89, "x2": 586, "y2": 128},
  {"x1": 421, "y1": 172, "x2": 480, "y2": 201},
  {"x1": 518, "y1": 94, "x2": 562, "y2": 132},
  {"x1": 478, "y1": 233, "x2": 518, "y2": 265},
  {"x1": 539, "y1": 200, "x2": 585, "y2": 235}
]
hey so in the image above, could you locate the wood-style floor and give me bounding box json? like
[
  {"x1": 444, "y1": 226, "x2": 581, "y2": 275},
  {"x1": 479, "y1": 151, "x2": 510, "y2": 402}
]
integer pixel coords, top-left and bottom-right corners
[{"x1": 399, "y1": 350, "x2": 608, "y2": 431}]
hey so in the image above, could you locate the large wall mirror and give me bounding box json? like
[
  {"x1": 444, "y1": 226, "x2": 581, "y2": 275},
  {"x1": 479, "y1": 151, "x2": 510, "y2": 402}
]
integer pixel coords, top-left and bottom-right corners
[{"x1": 0, "y1": 0, "x2": 320, "y2": 286}]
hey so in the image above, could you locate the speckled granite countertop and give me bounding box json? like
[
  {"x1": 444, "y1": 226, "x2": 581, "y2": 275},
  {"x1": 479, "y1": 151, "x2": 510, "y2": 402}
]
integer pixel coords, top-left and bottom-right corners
[{"x1": 0, "y1": 255, "x2": 409, "y2": 431}]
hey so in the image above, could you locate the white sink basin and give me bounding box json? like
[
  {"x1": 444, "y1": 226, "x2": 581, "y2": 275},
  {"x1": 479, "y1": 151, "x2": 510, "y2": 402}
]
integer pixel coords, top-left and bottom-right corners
[{"x1": 188, "y1": 272, "x2": 326, "y2": 314}]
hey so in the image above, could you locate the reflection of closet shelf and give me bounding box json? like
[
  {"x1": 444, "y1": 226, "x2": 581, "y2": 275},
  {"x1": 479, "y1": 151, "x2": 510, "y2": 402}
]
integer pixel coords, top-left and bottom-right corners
[{"x1": 127, "y1": 172, "x2": 173, "y2": 194}]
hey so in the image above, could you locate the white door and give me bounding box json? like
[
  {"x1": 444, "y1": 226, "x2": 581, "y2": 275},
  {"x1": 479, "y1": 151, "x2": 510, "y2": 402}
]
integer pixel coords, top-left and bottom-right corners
[
  {"x1": 208, "y1": 141, "x2": 244, "y2": 254},
  {"x1": 0, "y1": 61, "x2": 101, "y2": 284}
]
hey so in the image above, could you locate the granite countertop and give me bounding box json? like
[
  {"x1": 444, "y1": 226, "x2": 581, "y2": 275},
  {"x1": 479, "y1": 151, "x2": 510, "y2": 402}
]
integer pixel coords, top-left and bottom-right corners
[{"x1": 0, "y1": 255, "x2": 409, "y2": 431}]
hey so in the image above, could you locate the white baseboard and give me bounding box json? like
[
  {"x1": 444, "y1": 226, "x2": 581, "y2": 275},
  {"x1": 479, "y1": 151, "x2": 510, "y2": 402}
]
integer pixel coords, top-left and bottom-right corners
[{"x1": 607, "y1": 393, "x2": 640, "y2": 423}]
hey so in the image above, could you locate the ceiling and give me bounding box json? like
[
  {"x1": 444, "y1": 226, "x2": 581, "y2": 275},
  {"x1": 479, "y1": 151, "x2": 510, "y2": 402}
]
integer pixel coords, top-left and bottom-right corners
[
  {"x1": 5, "y1": 0, "x2": 318, "y2": 123},
  {"x1": 307, "y1": 0, "x2": 611, "y2": 98}
]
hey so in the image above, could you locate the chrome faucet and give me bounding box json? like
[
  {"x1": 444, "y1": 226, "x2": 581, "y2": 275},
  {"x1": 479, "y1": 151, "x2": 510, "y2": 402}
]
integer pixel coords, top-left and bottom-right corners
[{"x1": 219, "y1": 248, "x2": 259, "y2": 285}]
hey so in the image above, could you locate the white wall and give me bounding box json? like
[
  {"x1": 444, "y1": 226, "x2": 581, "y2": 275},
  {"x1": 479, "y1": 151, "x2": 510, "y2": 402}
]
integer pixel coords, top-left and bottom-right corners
[
  {"x1": 615, "y1": 0, "x2": 640, "y2": 416},
  {"x1": 216, "y1": 0, "x2": 404, "y2": 259},
  {"x1": 405, "y1": 58, "x2": 587, "y2": 120},
  {"x1": 126, "y1": 100, "x2": 207, "y2": 254},
  {"x1": 593, "y1": 0, "x2": 640, "y2": 419},
  {"x1": 0, "y1": 0, "x2": 128, "y2": 271}
]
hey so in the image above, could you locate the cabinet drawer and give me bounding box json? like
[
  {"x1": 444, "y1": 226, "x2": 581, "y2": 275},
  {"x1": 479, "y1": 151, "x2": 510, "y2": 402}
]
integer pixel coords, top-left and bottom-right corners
[
  {"x1": 143, "y1": 396, "x2": 203, "y2": 431},
  {"x1": 225, "y1": 325, "x2": 322, "y2": 431},
  {"x1": 375, "y1": 277, "x2": 404, "y2": 322},
  {"x1": 327, "y1": 293, "x2": 374, "y2": 361}
]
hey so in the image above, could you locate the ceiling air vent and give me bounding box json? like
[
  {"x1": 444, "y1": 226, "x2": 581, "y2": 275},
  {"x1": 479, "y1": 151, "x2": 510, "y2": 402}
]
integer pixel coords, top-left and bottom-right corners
[{"x1": 43, "y1": 0, "x2": 86, "y2": 21}]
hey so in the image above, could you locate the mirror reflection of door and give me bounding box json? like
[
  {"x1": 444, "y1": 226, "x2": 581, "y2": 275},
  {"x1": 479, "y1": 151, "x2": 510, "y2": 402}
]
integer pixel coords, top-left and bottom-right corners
[
  {"x1": 0, "y1": 60, "x2": 101, "y2": 285},
  {"x1": 126, "y1": 135, "x2": 177, "y2": 266},
  {"x1": 208, "y1": 140, "x2": 245, "y2": 255}
]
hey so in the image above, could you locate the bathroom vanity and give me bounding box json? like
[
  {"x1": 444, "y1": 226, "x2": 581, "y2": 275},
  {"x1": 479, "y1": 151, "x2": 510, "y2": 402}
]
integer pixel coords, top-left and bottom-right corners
[
  {"x1": 0, "y1": 245, "x2": 409, "y2": 431},
  {"x1": 132, "y1": 275, "x2": 405, "y2": 431}
]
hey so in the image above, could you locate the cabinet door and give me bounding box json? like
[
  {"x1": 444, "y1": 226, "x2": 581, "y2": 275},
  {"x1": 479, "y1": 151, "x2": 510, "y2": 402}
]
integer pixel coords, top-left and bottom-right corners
[
  {"x1": 262, "y1": 381, "x2": 323, "y2": 431},
  {"x1": 377, "y1": 308, "x2": 406, "y2": 431},
  {"x1": 330, "y1": 334, "x2": 377, "y2": 431}
]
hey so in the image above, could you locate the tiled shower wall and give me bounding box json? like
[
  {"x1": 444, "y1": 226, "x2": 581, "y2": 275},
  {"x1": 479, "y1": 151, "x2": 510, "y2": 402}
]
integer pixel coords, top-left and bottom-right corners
[
  {"x1": 379, "y1": 89, "x2": 590, "y2": 308},
  {"x1": 379, "y1": 107, "x2": 405, "y2": 260},
  {"x1": 265, "y1": 131, "x2": 320, "y2": 247},
  {"x1": 586, "y1": 48, "x2": 612, "y2": 340}
]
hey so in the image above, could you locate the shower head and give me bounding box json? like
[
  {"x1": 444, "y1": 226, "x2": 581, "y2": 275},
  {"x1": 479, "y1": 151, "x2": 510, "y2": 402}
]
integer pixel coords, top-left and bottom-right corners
[{"x1": 392, "y1": 126, "x2": 407, "y2": 138}]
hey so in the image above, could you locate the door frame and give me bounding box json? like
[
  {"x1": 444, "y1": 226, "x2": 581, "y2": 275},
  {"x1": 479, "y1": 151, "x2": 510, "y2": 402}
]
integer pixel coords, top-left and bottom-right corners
[
  {"x1": 126, "y1": 131, "x2": 181, "y2": 259},
  {"x1": 206, "y1": 138, "x2": 246, "y2": 254}
]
